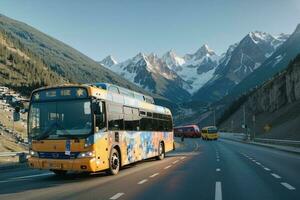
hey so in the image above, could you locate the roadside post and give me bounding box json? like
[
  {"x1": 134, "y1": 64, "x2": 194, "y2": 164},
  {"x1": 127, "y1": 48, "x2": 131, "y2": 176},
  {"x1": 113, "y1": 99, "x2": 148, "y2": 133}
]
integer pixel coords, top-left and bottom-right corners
[
  {"x1": 252, "y1": 114, "x2": 256, "y2": 141},
  {"x1": 13, "y1": 106, "x2": 20, "y2": 134}
]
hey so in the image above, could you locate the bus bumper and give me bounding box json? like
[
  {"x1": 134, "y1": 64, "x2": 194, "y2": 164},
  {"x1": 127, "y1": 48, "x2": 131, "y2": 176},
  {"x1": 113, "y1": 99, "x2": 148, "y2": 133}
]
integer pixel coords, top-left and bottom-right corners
[{"x1": 28, "y1": 157, "x2": 105, "y2": 172}]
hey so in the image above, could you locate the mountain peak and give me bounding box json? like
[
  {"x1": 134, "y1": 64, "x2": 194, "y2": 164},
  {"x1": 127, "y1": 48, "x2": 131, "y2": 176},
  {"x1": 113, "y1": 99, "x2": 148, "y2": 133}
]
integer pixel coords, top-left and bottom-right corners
[
  {"x1": 194, "y1": 44, "x2": 216, "y2": 58},
  {"x1": 99, "y1": 55, "x2": 117, "y2": 67},
  {"x1": 294, "y1": 24, "x2": 300, "y2": 34},
  {"x1": 162, "y1": 49, "x2": 185, "y2": 68}
]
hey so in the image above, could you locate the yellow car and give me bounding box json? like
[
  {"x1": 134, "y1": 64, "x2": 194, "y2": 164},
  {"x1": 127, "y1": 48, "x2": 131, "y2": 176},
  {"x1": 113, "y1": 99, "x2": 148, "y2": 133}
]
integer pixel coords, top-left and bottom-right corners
[{"x1": 201, "y1": 126, "x2": 219, "y2": 140}]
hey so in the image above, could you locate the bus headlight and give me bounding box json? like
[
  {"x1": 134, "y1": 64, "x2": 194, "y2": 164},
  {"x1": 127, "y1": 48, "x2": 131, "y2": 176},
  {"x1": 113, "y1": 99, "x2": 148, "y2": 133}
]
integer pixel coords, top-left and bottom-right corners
[
  {"x1": 77, "y1": 151, "x2": 95, "y2": 158},
  {"x1": 29, "y1": 150, "x2": 39, "y2": 158}
]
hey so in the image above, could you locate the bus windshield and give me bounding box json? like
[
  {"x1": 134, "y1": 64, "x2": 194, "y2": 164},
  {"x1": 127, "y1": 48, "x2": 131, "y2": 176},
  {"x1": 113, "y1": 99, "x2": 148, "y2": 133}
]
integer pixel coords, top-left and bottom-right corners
[
  {"x1": 208, "y1": 128, "x2": 218, "y2": 133},
  {"x1": 28, "y1": 99, "x2": 92, "y2": 140}
]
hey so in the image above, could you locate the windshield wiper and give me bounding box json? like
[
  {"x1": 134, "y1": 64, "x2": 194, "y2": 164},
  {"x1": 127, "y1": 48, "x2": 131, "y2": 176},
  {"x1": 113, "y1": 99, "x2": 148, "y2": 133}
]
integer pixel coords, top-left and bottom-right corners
[{"x1": 34, "y1": 123, "x2": 57, "y2": 140}]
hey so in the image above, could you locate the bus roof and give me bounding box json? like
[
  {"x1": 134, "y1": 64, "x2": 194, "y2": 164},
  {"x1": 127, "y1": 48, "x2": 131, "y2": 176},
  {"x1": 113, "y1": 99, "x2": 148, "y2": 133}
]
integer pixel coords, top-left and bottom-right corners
[
  {"x1": 30, "y1": 83, "x2": 171, "y2": 116},
  {"x1": 201, "y1": 126, "x2": 217, "y2": 130},
  {"x1": 174, "y1": 124, "x2": 199, "y2": 129}
]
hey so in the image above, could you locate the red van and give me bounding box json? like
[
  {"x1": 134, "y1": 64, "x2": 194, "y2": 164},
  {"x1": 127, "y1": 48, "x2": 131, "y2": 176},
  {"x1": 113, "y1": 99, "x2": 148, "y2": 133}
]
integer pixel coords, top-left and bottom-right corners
[{"x1": 174, "y1": 125, "x2": 201, "y2": 138}]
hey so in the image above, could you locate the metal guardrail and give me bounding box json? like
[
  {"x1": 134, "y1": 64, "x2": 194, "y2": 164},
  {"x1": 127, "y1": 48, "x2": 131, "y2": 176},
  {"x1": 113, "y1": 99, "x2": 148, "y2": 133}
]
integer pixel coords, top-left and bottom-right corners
[
  {"x1": 254, "y1": 138, "x2": 300, "y2": 146},
  {"x1": 0, "y1": 151, "x2": 27, "y2": 157},
  {"x1": 220, "y1": 132, "x2": 300, "y2": 147},
  {"x1": 0, "y1": 151, "x2": 28, "y2": 163}
]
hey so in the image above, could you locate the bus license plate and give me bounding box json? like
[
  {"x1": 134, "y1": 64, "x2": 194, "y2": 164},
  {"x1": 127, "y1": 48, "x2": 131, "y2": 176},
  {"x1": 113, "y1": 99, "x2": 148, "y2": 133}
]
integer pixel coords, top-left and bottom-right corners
[{"x1": 49, "y1": 163, "x2": 62, "y2": 169}]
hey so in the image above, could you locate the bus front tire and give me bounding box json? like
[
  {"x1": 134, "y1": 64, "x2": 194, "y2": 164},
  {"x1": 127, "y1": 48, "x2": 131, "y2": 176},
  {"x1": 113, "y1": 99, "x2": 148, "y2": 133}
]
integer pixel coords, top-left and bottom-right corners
[
  {"x1": 107, "y1": 148, "x2": 120, "y2": 175},
  {"x1": 156, "y1": 142, "x2": 165, "y2": 160},
  {"x1": 52, "y1": 170, "x2": 67, "y2": 176}
]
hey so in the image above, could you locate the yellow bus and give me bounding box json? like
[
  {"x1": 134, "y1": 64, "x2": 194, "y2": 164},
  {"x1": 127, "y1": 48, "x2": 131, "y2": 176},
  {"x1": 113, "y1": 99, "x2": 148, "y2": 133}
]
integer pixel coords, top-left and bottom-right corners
[
  {"x1": 28, "y1": 83, "x2": 174, "y2": 175},
  {"x1": 201, "y1": 126, "x2": 218, "y2": 140}
]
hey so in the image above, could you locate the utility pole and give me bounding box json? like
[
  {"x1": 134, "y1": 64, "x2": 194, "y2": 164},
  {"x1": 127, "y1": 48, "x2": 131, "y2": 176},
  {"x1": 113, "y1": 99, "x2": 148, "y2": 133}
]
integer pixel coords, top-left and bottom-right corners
[
  {"x1": 243, "y1": 105, "x2": 248, "y2": 140},
  {"x1": 213, "y1": 108, "x2": 216, "y2": 127},
  {"x1": 252, "y1": 114, "x2": 256, "y2": 141}
]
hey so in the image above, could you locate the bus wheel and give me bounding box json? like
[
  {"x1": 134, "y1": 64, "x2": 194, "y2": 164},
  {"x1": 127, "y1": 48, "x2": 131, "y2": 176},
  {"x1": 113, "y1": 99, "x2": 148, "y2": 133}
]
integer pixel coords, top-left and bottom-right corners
[
  {"x1": 156, "y1": 142, "x2": 165, "y2": 160},
  {"x1": 108, "y1": 148, "x2": 120, "y2": 175},
  {"x1": 52, "y1": 170, "x2": 67, "y2": 176}
]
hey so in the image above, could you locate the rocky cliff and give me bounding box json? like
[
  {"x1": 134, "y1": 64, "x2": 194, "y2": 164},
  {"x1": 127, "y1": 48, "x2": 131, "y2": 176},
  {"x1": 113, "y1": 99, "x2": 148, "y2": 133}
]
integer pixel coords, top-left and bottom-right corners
[{"x1": 219, "y1": 55, "x2": 300, "y2": 140}]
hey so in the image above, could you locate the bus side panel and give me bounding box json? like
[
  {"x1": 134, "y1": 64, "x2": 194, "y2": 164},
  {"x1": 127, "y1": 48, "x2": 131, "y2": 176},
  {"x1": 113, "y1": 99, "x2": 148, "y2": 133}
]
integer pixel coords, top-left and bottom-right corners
[
  {"x1": 115, "y1": 131, "x2": 173, "y2": 166},
  {"x1": 93, "y1": 132, "x2": 110, "y2": 171}
]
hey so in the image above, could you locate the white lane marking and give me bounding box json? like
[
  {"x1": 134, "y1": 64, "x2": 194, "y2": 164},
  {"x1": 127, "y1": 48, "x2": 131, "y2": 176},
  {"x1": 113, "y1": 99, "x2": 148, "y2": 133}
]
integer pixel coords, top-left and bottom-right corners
[
  {"x1": 255, "y1": 162, "x2": 261, "y2": 165},
  {"x1": 164, "y1": 165, "x2": 172, "y2": 169},
  {"x1": 180, "y1": 156, "x2": 186, "y2": 160},
  {"x1": 172, "y1": 160, "x2": 179, "y2": 164},
  {"x1": 252, "y1": 160, "x2": 256, "y2": 162},
  {"x1": 281, "y1": 182, "x2": 296, "y2": 190},
  {"x1": 217, "y1": 159, "x2": 220, "y2": 162},
  {"x1": 216, "y1": 168, "x2": 221, "y2": 172},
  {"x1": 0, "y1": 179, "x2": 30, "y2": 183},
  {"x1": 271, "y1": 173, "x2": 281, "y2": 179},
  {"x1": 149, "y1": 173, "x2": 159, "y2": 178},
  {"x1": 215, "y1": 182, "x2": 222, "y2": 200},
  {"x1": 264, "y1": 167, "x2": 271, "y2": 171},
  {"x1": 138, "y1": 179, "x2": 148, "y2": 185},
  {"x1": 11, "y1": 172, "x2": 53, "y2": 180},
  {"x1": 110, "y1": 193, "x2": 124, "y2": 200}
]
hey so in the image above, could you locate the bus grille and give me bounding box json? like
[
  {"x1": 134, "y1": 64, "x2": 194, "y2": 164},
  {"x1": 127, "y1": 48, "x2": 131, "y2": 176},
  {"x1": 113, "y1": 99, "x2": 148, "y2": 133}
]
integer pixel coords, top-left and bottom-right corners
[{"x1": 38, "y1": 152, "x2": 80, "y2": 159}]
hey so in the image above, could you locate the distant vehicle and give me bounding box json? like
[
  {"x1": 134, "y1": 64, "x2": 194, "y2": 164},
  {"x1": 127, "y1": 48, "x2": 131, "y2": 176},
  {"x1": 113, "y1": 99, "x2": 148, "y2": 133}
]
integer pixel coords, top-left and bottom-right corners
[
  {"x1": 174, "y1": 125, "x2": 201, "y2": 138},
  {"x1": 27, "y1": 83, "x2": 174, "y2": 175},
  {"x1": 201, "y1": 126, "x2": 219, "y2": 140}
]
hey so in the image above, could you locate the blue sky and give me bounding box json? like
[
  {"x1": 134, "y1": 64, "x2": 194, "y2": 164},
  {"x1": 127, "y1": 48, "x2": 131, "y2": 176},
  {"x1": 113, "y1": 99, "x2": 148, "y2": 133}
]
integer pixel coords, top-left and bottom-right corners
[{"x1": 0, "y1": 0, "x2": 300, "y2": 61}]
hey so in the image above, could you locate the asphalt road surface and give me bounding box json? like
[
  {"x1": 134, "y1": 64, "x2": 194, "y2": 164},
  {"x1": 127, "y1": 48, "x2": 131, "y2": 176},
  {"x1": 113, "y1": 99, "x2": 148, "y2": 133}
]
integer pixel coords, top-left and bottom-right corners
[{"x1": 0, "y1": 138, "x2": 299, "y2": 200}]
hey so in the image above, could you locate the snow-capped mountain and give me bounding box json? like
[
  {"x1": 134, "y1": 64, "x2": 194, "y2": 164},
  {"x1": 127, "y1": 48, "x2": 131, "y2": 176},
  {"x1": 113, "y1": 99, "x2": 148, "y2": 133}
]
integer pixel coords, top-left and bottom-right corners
[
  {"x1": 108, "y1": 52, "x2": 191, "y2": 101},
  {"x1": 100, "y1": 31, "x2": 289, "y2": 103},
  {"x1": 177, "y1": 45, "x2": 220, "y2": 93},
  {"x1": 104, "y1": 44, "x2": 220, "y2": 95},
  {"x1": 161, "y1": 50, "x2": 185, "y2": 72},
  {"x1": 99, "y1": 55, "x2": 118, "y2": 67},
  {"x1": 192, "y1": 31, "x2": 289, "y2": 102},
  {"x1": 159, "y1": 44, "x2": 220, "y2": 93}
]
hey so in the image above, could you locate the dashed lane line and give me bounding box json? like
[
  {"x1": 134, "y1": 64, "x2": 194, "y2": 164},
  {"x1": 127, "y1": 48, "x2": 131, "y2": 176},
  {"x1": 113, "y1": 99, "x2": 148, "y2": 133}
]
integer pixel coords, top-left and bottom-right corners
[
  {"x1": 215, "y1": 182, "x2": 222, "y2": 200},
  {"x1": 149, "y1": 173, "x2": 159, "y2": 178},
  {"x1": 255, "y1": 162, "x2": 261, "y2": 166},
  {"x1": 263, "y1": 167, "x2": 271, "y2": 171},
  {"x1": 271, "y1": 173, "x2": 281, "y2": 179},
  {"x1": 137, "y1": 179, "x2": 148, "y2": 185},
  {"x1": 216, "y1": 168, "x2": 221, "y2": 172},
  {"x1": 172, "y1": 160, "x2": 179, "y2": 164},
  {"x1": 180, "y1": 156, "x2": 186, "y2": 160},
  {"x1": 281, "y1": 182, "x2": 296, "y2": 190},
  {"x1": 11, "y1": 172, "x2": 53, "y2": 180},
  {"x1": 109, "y1": 193, "x2": 124, "y2": 200},
  {"x1": 164, "y1": 165, "x2": 172, "y2": 169}
]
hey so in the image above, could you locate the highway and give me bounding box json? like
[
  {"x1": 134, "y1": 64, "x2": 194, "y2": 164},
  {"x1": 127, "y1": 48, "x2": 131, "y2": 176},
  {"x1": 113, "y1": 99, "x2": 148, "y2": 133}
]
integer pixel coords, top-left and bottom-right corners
[{"x1": 0, "y1": 138, "x2": 299, "y2": 200}]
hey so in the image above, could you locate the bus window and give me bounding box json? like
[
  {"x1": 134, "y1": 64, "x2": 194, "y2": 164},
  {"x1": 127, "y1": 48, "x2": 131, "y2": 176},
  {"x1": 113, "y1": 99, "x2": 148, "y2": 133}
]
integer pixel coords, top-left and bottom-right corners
[
  {"x1": 140, "y1": 117, "x2": 153, "y2": 131},
  {"x1": 108, "y1": 114, "x2": 124, "y2": 130},
  {"x1": 108, "y1": 86, "x2": 119, "y2": 94}
]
